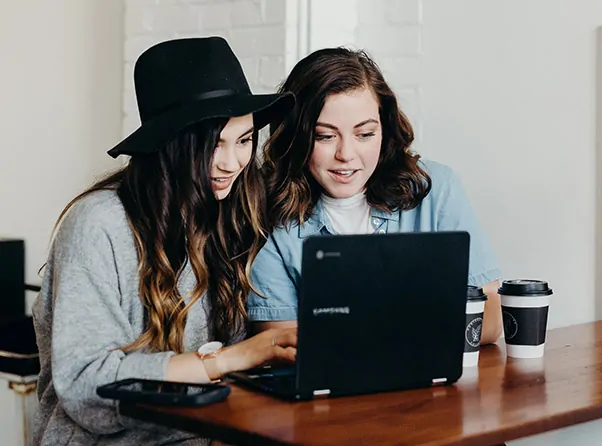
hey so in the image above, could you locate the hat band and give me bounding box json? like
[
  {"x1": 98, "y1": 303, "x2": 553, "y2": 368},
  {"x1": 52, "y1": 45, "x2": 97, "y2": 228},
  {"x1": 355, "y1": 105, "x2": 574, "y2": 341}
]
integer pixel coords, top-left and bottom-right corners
[{"x1": 148, "y1": 88, "x2": 239, "y2": 121}]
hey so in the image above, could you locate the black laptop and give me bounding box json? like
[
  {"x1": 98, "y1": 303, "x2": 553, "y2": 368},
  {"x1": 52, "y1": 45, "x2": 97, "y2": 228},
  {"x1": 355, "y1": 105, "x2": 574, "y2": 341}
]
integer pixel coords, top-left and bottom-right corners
[{"x1": 229, "y1": 231, "x2": 470, "y2": 400}]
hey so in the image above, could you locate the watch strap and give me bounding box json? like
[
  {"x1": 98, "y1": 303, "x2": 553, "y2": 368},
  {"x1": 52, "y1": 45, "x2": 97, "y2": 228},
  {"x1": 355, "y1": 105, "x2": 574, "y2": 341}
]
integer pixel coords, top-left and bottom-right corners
[{"x1": 195, "y1": 350, "x2": 222, "y2": 382}]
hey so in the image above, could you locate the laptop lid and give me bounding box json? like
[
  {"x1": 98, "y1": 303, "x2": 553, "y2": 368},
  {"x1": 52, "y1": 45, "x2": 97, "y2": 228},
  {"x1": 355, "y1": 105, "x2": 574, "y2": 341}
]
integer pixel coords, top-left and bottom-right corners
[{"x1": 295, "y1": 231, "x2": 470, "y2": 398}]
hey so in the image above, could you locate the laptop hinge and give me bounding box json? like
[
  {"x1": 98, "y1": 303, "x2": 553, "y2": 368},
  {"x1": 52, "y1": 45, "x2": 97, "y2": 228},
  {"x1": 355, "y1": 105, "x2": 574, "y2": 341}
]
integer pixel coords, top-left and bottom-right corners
[
  {"x1": 432, "y1": 378, "x2": 447, "y2": 385},
  {"x1": 313, "y1": 389, "x2": 331, "y2": 396}
]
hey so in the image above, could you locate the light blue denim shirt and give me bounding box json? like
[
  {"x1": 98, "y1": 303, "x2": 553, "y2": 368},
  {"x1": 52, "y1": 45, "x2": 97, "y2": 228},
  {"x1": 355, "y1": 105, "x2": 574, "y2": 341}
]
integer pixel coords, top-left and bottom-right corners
[{"x1": 247, "y1": 159, "x2": 501, "y2": 321}]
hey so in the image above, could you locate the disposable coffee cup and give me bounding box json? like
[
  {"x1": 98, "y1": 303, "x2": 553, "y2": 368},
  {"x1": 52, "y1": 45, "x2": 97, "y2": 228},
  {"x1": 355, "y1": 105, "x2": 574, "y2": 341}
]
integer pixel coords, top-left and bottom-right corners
[
  {"x1": 498, "y1": 279, "x2": 552, "y2": 359},
  {"x1": 463, "y1": 286, "x2": 487, "y2": 367}
]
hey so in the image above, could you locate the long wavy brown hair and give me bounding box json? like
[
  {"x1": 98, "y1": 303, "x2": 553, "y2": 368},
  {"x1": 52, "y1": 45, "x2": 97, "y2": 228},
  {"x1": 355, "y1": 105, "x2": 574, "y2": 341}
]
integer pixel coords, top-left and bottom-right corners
[
  {"x1": 263, "y1": 47, "x2": 432, "y2": 228},
  {"x1": 52, "y1": 118, "x2": 265, "y2": 352}
]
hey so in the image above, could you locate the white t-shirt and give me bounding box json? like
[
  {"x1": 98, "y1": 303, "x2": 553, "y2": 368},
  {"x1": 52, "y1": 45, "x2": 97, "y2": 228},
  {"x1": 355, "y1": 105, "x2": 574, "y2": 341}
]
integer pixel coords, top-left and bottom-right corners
[{"x1": 321, "y1": 192, "x2": 372, "y2": 235}]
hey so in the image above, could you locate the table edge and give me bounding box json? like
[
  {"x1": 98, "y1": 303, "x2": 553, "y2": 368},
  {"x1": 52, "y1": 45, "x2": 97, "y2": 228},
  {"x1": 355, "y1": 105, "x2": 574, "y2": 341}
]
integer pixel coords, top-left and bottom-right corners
[{"x1": 121, "y1": 395, "x2": 602, "y2": 446}]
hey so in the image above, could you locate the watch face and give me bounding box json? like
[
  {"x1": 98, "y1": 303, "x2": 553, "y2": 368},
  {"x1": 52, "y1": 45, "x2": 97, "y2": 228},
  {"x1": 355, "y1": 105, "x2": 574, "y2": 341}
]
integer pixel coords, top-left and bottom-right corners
[{"x1": 197, "y1": 341, "x2": 223, "y2": 355}]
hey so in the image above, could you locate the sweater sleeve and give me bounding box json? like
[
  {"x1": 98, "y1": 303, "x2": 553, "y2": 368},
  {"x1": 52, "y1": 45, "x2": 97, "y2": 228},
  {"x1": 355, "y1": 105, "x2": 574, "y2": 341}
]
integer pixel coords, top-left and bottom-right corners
[{"x1": 47, "y1": 200, "x2": 175, "y2": 435}]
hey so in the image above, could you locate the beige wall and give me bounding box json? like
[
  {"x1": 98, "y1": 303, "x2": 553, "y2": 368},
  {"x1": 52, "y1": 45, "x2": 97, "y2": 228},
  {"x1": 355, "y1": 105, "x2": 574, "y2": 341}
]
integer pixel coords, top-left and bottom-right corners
[
  {"x1": 0, "y1": 2, "x2": 124, "y2": 442},
  {"x1": 418, "y1": 0, "x2": 602, "y2": 331},
  {"x1": 0, "y1": 0, "x2": 124, "y2": 297}
]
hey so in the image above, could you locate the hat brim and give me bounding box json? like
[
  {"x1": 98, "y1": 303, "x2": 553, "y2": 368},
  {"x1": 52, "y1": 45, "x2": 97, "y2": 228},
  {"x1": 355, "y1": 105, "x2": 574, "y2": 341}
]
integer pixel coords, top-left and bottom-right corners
[{"x1": 107, "y1": 91, "x2": 295, "y2": 158}]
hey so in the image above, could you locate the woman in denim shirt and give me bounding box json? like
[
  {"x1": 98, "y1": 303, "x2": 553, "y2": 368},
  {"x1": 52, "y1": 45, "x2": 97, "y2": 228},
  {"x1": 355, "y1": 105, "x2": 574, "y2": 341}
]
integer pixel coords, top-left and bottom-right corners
[{"x1": 248, "y1": 47, "x2": 503, "y2": 344}]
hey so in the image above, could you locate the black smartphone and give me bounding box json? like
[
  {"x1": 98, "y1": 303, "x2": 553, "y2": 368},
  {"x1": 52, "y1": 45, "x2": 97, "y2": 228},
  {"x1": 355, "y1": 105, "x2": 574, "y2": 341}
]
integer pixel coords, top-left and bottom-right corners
[{"x1": 96, "y1": 378, "x2": 231, "y2": 407}]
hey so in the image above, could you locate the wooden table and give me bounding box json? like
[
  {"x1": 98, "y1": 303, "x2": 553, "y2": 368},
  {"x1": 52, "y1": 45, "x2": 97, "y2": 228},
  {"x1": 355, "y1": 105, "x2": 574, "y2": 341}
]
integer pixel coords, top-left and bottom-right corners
[{"x1": 122, "y1": 322, "x2": 602, "y2": 445}]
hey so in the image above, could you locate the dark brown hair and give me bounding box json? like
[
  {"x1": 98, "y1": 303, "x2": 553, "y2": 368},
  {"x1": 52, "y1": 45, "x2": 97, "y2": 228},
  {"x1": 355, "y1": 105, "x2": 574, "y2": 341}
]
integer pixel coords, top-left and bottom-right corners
[
  {"x1": 52, "y1": 118, "x2": 265, "y2": 352},
  {"x1": 263, "y1": 47, "x2": 431, "y2": 228}
]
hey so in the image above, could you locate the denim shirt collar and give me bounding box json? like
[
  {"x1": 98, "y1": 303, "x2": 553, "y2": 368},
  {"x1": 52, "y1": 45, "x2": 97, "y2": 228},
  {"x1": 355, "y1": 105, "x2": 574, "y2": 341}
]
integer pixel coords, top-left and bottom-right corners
[{"x1": 298, "y1": 197, "x2": 400, "y2": 239}]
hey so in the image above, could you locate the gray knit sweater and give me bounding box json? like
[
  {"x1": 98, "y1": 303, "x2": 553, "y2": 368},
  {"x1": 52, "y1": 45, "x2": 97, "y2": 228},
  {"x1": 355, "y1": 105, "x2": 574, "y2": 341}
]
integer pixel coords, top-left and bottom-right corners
[{"x1": 32, "y1": 190, "x2": 212, "y2": 445}]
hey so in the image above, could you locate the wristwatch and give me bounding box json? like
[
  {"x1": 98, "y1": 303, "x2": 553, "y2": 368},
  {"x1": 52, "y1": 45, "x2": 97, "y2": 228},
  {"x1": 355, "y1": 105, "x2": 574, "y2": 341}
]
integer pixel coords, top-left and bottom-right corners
[{"x1": 195, "y1": 341, "x2": 223, "y2": 382}]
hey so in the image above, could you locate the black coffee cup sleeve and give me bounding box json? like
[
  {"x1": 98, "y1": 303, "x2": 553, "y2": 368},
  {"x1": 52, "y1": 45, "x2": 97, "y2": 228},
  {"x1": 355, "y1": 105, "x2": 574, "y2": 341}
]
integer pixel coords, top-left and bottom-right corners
[
  {"x1": 464, "y1": 313, "x2": 484, "y2": 353},
  {"x1": 502, "y1": 306, "x2": 548, "y2": 346}
]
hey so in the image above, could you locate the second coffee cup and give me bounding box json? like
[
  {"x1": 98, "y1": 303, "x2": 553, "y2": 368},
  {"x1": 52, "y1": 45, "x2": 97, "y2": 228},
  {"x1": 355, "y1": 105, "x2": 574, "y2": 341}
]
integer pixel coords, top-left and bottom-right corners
[
  {"x1": 498, "y1": 279, "x2": 552, "y2": 359},
  {"x1": 464, "y1": 286, "x2": 487, "y2": 367}
]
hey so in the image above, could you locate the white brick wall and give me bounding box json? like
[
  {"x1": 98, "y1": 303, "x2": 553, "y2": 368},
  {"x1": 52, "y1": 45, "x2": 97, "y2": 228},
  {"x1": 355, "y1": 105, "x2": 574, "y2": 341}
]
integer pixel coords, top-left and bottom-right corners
[
  {"x1": 122, "y1": 0, "x2": 423, "y2": 141},
  {"x1": 306, "y1": 0, "x2": 423, "y2": 143},
  {"x1": 309, "y1": 0, "x2": 358, "y2": 50},
  {"x1": 122, "y1": 0, "x2": 294, "y2": 138},
  {"x1": 355, "y1": 0, "x2": 423, "y2": 144}
]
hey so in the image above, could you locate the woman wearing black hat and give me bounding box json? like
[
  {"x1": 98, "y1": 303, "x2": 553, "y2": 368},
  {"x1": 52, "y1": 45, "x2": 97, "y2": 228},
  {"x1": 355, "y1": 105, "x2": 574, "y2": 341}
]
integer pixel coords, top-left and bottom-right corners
[{"x1": 31, "y1": 37, "x2": 295, "y2": 445}]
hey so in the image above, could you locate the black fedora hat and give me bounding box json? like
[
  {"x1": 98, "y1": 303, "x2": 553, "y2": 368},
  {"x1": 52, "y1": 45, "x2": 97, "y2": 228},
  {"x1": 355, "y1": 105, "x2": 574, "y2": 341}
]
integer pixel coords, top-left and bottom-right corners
[{"x1": 108, "y1": 36, "x2": 295, "y2": 158}]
